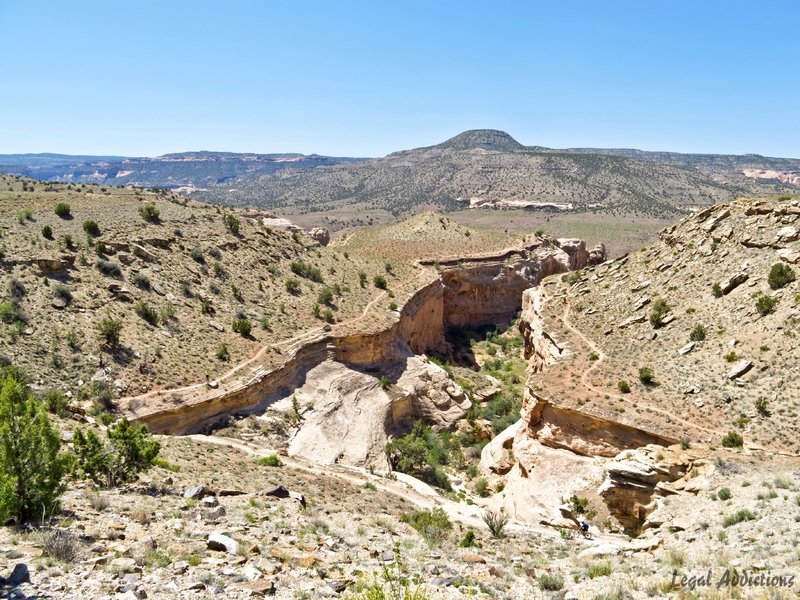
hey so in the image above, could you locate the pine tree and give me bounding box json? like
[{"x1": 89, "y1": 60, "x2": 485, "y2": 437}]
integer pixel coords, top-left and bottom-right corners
[{"x1": 0, "y1": 371, "x2": 69, "y2": 523}]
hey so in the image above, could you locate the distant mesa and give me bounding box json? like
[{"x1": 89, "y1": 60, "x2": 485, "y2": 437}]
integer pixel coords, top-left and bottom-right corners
[{"x1": 432, "y1": 129, "x2": 525, "y2": 152}]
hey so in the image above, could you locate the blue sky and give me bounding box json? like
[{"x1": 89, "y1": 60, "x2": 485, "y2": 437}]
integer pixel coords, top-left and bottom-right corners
[{"x1": 0, "y1": 0, "x2": 798, "y2": 157}]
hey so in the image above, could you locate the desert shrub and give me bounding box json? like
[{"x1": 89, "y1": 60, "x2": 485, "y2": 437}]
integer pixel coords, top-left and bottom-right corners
[
  {"x1": 317, "y1": 286, "x2": 334, "y2": 306},
  {"x1": 290, "y1": 260, "x2": 323, "y2": 282},
  {"x1": 717, "y1": 487, "x2": 732, "y2": 501},
  {"x1": 63, "y1": 234, "x2": 74, "y2": 249},
  {"x1": 200, "y1": 298, "x2": 213, "y2": 314},
  {"x1": 689, "y1": 324, "x2": 706, "y2": 341},
  {"x1": 138, "y1": 202, "x2": 160, "y2": 222},
  {"x1": 711, "y1": 283, "x2": 723, "y2": 298},
  {"x1": 721, "y1": 431, "x2": 744, "y2": 448},
  {"x1": 768, "y1": 263, "x2": 795, "y2": 290},
  {"x1": 158, "y1": 302, "x2": 175, "y2": 323},
  {"x1": 379, "y1": 375, "x2": 391, "y2": 390},
  {"x1": 722, "y1": 509, "x2": 756, "y2": 528},
  {"x1": 638, "y1": 366, "x2": 655, "y2": 385},
  {"x1": 51, "y1": 284, "x2": 72, "y2": 306},
  {"x1": 95, "y1": 259, "x2": 121, "y2": 277},
  {"x1": 257, "y1": 454, "x2": 282, "y2": 467},
  {"x1": 223, "y1": 213, "x2": 240, "y2": 235},
  {"x1": 16, "y1": 209, "x2": 33, "y2": 223},
  {"x1": 755, "y1": 294, "x2": 778, "y2": 316},
  {"x1": 474, "y1": 478, "x2": 490, "y2": 497},
  {"x1": 588, "y1": 562, "x2": 612, "y2": 579},
  {"x1": 190, "y1": 246, "x2": 204, "y2": 263},
  {"x1": 43, "y1": 388, "x2": 70, "y2": 417},
  {"x1": 401, "y1": 507, "x2": 452, "y2": 545},
  {"x1": 42, "y1": 225, "x2": 53, "y2": 239},
  {"x1": 82, "y1": 219, "x2": 100, "y2": 236},
  {"x1": 285, "y1": 278, "x2": 301, "y2": 293},
  {"x1": 754, "y1": 396, "x2": 769, "y2": 416},
  {"x1": 388, "y1": 301, "x2": 398, "y2": 311},
  {"x1": 482, "y1": 509, "x2": 508, "y2": 538},
  {"x1": 217, "y1": 343, "x2": 230, "y2": 361},
  {"x1": 7, "y1": 278, "x2": 25, "y2": 299},
  {"x1": 134, "y1": 301, "x2": 158, "y2": 325},
  {"x1": 232, "y1": 317, "x2": 252, "y2": 336},
  {"x1": 323, "y1": 308, "x2": 334, "y2": 323},
  {"x1": 459, "y1": 530, "x2": 477, "y2": 547},
  {"x1": 538, "y1": 573, "x2": 564, "y2": 591},
  {"x1": 0, "y1": 370, "x2": 69, "y2": 523},
  {"x1": 72, "y1": 418, "x2": 160, "y2": 487},
  {"x1": 131, "y1": 272, "x2": 150, "y2": 290},
  {"x1": 567, "y1": 494, "x2": 589, "y2": 514},
  {"x1": 358, "y1": 272, "x2": 367, "y2": 287},
  {"x1": 259, "y1": 315, "x2": 270, "y2": 330},
  {"x1": 649, "y1": 297, "x2": 671, "y2": 328},
  {"x1": 0, "y1": 300, "x2": 25, "y2": 325},
  {"x1": 373, "y1": 274, "x2": 388, "y2": 289},
  {"x1": 617, "y1": 380, "x2": 631, "y2": 393},
  {"x1": 97, "y1": 317, "x2": 123, "y2": 347},
  {"x1": 54, "y1": 203, "x2": 71, "y2": 218},
  {"x1": 35, "y1": 528, "x2": 81, "y2": 562}
]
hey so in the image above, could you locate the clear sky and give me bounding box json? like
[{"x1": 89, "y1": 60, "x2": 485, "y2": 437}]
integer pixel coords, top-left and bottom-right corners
[{"x1": 0, "y1": 0, "x2": 798, "y2": 158}]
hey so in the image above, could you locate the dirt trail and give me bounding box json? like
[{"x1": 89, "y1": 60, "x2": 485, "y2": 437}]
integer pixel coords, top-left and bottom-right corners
[
  {"x1": 557, "y1": 295, "x2": 724, "y2": 439},
  {"x1": 180, "y1": 433, "x2": 623, "y2": 545}
]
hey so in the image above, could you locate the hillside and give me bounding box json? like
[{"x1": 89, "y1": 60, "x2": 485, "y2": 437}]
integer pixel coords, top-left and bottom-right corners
[
  {"x1": 199, "y1": 130, "x2": 793, "y2": 227},
  {"x1": 517, "y1": 193, "x2": 800, "y2": 453}
]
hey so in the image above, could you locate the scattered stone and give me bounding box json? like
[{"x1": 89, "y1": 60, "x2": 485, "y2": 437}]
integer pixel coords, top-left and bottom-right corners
[
  {"x1": 200, "y1": 495, "x2": 220, "y2": 508},
  {"x1": 720, "y1": 272, "x2": 748, "y2": 294},
  {"x1": 461, "y1": 553, "x2": 486, "y2": 564},
  {"x1": 8, "y1": 564, "x2": 30, "y2": 586},
  {"x1": 678, "y1": 342, "x2": 695, "y2": 356},
  {"x1": 110, "y1": 557, "x2": 138, "y2": 573},
  {"x1": 207, "y1": 533, "x2": 239, "y2": 554},
  {"x1": 631, "y1": 280, "x2": 651, "y2": 292},
  {"x1": 618, "y1": 314, "x2": 646, "y2": 328},
  {"x1": 263, "y1": 485, "x2": 290, "y2": 499},
  {"x1": 184, "y1": 485, "x2": 211, "y2": 500},
  {"x1": 775, "y1": 226, "x2": 798, "y2": 242},
  {"x1": 727, "y1": 360, "x2": 753, "y2": 380}
]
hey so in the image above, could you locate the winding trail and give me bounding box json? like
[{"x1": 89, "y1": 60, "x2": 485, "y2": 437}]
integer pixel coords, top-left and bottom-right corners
[{"x1": 557, "y1": 295, "x2": 724, "y2": 439}]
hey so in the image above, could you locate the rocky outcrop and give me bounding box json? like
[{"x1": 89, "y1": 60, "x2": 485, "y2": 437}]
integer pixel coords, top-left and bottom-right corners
[
  {"x1": 598, "y1": 445, "x2": 705, "y2": 536},
  {"x1": 518, "y1": 289, "x2": 564, "y2": 372},
  {"x1": 308, "y1": 227, "x2": 330, "y2": 246},
  {"x1": 288, "y1": 356, "x2": 470, "y2": 469}
]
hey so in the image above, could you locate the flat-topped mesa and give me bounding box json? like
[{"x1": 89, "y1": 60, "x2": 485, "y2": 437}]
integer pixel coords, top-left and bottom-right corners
[{"x1": 127, "y1": 237, "x2": 598, "y2": 440}]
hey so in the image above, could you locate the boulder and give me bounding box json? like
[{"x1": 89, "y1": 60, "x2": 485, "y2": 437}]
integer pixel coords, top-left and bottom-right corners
[
  {"x1": 183, "y1": 485, "x2": 211, "y2": 500},
  {"x1": 618, "y1": 314, "x2": 646, "y2": 329},
  {"x1": 775, "y1": 226, "x2": 798, "y2": 242},
  {"x1": 308, "y1": 227, "x2": 330, "y2": 246},
  {"x1": 588, "y1": 243, "x2": 606, "y2": 265},
  {"x1": 207, "y1": 533, "x2": 239, "y2": 554},
  {"x1": 678, "y1": 342, "x2": 695, "y2": 356},
  {"x1": 720, "y1": 272, "x2": 748, "y2": 294},
  {"x1": 8, "y1": 563, "x2": 30, "y2": 586},
  {"x1": 36, "y1": 258, "x2": 67, "y2": 272},
  {"x1": 727, "y1": 360, "x2": 753, "y2": 380}
]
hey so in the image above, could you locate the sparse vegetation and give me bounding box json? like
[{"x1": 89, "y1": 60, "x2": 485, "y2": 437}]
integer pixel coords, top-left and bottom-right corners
[
  {"x1": 689, "y1": 324, "x2": 706, "y2": 341},
  {"x1": 721, "y1": 431, "x2": 744, "y2": 448},
  {"x1": 97, "y1": 316, "x2": 123, "y2": 347},
  {"x1": 755, "y1": 294, "x2": 778, "y2": 315},
  {"x1": 54, "y1": 202, "x2": 71, "y2": 218},
  {"x1": 138, "y1": 201, "x2": 160, "y2": 222},
  {"x1": 83, "y1": 219, "x2": 100, "y2": 237},
  {"x1": 401, "y1": 507, "x2": 452, "y2": 545},
  {"x1": 768, "y1": 262, "x2": 795, "y2": 290}
]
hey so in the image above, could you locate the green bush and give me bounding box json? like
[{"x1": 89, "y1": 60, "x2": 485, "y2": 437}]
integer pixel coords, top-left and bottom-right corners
[
  {"x1": 617, "y1": 380, "x2": 631, "y2": 393},
  {"x1": 385, "y1": 421, "x2": 453, "y2": 491},
  {"x1": 257, "y1": 454, "x2": 282, "y2": 467},
  {"x1": 97, "y1": 317, "x2": 123, "y2": 347},
  {"x1": 95, "y1": 259, "x2": 121, "y2": 277},
  {"x1": 482, "y1": 509, "x2": 508, "y2": 538},
  {"x1": 649, "y1": 297, "x2": 671, "y2": 328},
  {"x1": 538, "y1": 573, "x2": 564, "y2": 591},
  {"x1": 768, "y1": 263, "x2": 795, "y2": 290},
  {"x1": 134, "y1": 301, "x2": 158, "y2": 325},
  {"x1": 285, "y1": 278, "x2": 301, "y2": 293},
  {"x1": 43, "y1": 388, "x2": 70, "y2": 417},
  {"x1": 401, "y1": 507, "x2": 452, "y2": 545},
  {"x1": 717, "y1": 487, "x2": 732, "y2": 501},
  {"x1": 0, "y1": 300, "x2": 25, "y2": 325},
  {"x1": 83, "y1": 219, "x2": 100, "y2": 237},
  {"x1": 190, "y1": 246, "x2": 204, "y2": 263},
  {"x1": 474, "y1": 478, "x2": 490, "y2": 497},
  {"x1": 217, "y1": 343, "x2": 229, "y2": 361},
  {"x1": 689, "y1": 324, "x2": 707, "y2": 341},
  {"x1": 755, "y1": 294, "x2": 778, "y2": 316},
  {"x1": 54, "y1": 203, "x2": 71, "y2": 218},
  {"x1": 138, "y1": 202, "x2": 160, "y2": 222},
  {"x1": 358, "y1": 272, "x2": 367, "y2": 288},
  {"x1": 317, "y1": 287, "x2": 334, "y2": 306},
  {"x1": 42, "y1": 225, "x2": 53, "y2": 239},
  {"x1": 232, "y1": 317, "x2": 252, "y2": 337},
  {"x1": 588, "y1": 562, "x2": 612, "y2": 579},
  {"x1": 722, "y1": 509, "x2": 756, "y2": 528},
  {"x1": 373, "y1": 274, "x2": 388, "y2": 289},
  {"x1": 459, "y1": 531, "x2": 477, "y2": 547},
  {"x1": 131, "y1": 273, "x2": 150, "y2": 290},
  {"x1": 711, "y1": 283, "x2": 723, "y2": 298},
  {"x1": 72, "y1": 418, "x2": 160, "y2": 487},
  {"x1": 290, "y1": 260, "x2": 323, "y2": 282},
  {"x1": 638, "y1": 366, "x2": 655, "y2": 385},
  {"x1": 721, "y1": 431, "x2": 743, "y2": 448},
  {"x1": 223, "y1": 214, "x2": 240, "y2": 235},
  {"x1": 0, "y1": 370, "x2": 69, "y2": 523}
]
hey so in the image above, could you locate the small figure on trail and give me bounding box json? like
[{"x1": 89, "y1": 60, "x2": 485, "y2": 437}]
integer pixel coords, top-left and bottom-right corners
[{"x1": 581, "y1": 521, "x2": 589, "y2": 533}]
